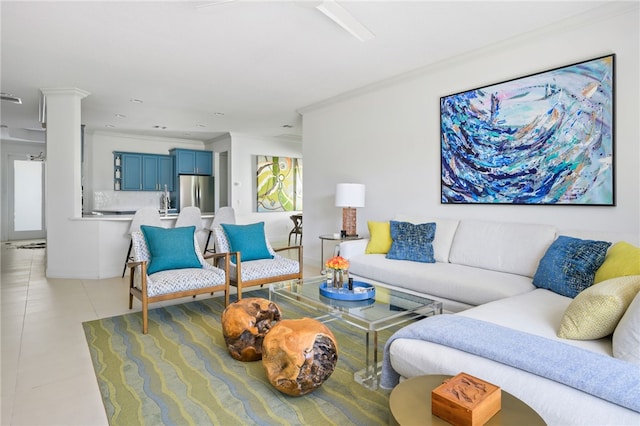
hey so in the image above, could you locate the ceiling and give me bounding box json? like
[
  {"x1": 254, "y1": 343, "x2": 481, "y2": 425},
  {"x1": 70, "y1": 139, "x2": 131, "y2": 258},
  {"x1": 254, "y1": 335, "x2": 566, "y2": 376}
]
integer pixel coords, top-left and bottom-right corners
[{"x1": 1, "y1": 1, "x2": 611, "y2": 144}]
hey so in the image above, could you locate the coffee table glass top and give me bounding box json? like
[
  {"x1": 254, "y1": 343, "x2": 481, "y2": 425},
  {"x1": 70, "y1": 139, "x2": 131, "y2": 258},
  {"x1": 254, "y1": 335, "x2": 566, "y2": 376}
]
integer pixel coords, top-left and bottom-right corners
[
  {"x1": 270, "y1": 275, "x2": 443, "y2": 390},
  {"x1": 269, "y1": 276, "x2": 441, "y2": 332}
]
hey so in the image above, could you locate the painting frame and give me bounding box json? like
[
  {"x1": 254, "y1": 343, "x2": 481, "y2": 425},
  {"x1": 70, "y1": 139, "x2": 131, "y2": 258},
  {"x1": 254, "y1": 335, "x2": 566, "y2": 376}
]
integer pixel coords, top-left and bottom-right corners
[
  {"x1": 256, "y1": 155, "x2": 303, "y2": 212},
  {"x1": 440, "y1": 54, "x2": 615, "y2": 206}
]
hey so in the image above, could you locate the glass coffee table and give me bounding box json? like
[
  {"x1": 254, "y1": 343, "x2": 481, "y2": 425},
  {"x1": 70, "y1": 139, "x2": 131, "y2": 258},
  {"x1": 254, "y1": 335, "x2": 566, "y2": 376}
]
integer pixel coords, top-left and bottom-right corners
[{"x1": 269, "y1": 276, "x2": 443, "y2": 390}]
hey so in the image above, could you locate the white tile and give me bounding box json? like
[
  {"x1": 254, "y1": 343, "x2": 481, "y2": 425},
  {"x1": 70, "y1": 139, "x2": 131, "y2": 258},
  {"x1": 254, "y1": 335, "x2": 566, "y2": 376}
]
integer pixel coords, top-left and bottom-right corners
[
  {"x1": 11, "y1": 372, "x2": 107, "y2": 426},
  {"x1": 1, "y1": 239, "x2": 315, "y2": 426}
]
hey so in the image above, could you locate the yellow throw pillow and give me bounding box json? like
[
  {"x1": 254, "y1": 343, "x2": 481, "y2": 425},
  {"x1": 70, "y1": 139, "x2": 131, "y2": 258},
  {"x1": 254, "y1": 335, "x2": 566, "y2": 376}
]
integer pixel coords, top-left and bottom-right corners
[
  {"x1": 365, "y1": 221, "x2": 392, "y2": 254},
  {"x1": 558, "y1": 275, "x2": 640, "y2": 340},
  {"x1": 594, "y1": 241, "x2": 640, "y2": 283}
]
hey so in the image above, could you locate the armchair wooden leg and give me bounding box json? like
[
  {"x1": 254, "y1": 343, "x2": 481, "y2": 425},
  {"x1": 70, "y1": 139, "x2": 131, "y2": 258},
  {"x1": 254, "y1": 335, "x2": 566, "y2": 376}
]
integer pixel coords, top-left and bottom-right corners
[{"x1": 142, "y1": 300, "x2": 148, "y2": 334}]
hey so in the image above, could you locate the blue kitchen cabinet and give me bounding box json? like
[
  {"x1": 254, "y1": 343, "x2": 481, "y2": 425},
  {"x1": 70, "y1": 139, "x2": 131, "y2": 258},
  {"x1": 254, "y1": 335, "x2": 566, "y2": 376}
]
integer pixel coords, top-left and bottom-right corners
[
  {"x1": 171, "y1": 149, "x2": 213, "y2": 175},
  {"x1": 121, "y1": 153, "x2": 143, "y2": 190},
  {"x1": 158, "y1": 155, "x2": 174, "y2": 191},
  {"x1": 114, "y1": 152, "x2": 174, "y2": 191}
]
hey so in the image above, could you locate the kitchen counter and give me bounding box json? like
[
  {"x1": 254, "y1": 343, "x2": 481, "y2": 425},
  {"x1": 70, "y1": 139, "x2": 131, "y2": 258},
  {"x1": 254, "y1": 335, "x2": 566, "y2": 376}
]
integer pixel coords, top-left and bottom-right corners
[
  {"x1": 66, "y1": 212, "x2": 215, "y2": 278},
  {"x1": 79, "y1": 212, "x2": 214, "y2": 221}
]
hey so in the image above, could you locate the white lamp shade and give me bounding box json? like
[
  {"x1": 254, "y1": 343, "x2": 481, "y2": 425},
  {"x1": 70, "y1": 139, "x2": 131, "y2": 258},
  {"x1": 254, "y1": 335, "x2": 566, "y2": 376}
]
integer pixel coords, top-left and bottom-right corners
[{"x1": 335, "y1": 183, "x2": 365, "y2": 208}]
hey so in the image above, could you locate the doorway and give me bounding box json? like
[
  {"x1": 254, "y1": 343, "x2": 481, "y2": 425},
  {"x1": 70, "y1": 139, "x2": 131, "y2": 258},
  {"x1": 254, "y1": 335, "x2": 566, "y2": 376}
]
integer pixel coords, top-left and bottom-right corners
[
  {"x1": 217, "y1": 151, "x2": 229, "y2": 208},
  {"x1": 8, "y1": 155, "x2": 46, "y2": 240}
]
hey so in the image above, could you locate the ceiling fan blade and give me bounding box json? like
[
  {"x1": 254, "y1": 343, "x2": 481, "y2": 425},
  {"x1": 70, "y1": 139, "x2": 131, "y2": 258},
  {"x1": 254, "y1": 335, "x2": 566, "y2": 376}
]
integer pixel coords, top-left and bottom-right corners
[{"x1": 315, "y1": 0, "x2": 375, "y2": 42}]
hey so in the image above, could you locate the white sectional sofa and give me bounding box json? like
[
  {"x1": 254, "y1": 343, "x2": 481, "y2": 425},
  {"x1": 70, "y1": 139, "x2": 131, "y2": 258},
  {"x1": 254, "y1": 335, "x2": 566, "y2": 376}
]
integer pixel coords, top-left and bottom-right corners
[{"x1": 339, "y1": 216, "x2": 640, "y2": 426}]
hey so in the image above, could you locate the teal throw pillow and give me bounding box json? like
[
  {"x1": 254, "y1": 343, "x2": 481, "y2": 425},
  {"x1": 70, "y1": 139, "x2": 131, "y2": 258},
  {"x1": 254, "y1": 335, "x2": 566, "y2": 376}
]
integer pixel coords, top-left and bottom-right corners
[
  {"x1": 140, "y1": 225, "x2": 202, "y2": 275},
  {"x1": 386, "y1": 221, "x2": 436, "y2": 263},
  {"x1": 221, "y1": 222, "x2": 274, "y2": 262},
  {"x1": 533, "y1": 235, "x2": 611, "y2": 298}
]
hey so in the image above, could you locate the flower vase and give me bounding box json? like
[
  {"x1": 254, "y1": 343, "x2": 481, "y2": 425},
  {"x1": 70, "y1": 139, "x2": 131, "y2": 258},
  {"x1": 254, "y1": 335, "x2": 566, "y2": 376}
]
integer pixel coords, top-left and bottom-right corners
[{"x1": 331, "y1": 269, "x2": 348, "y2": 289}]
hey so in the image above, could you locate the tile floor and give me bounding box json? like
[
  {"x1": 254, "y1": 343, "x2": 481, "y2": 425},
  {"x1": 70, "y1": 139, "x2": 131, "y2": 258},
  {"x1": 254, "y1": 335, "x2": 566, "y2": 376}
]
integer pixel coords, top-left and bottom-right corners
[{"x1": 1, "y1": 240, "x2": 319, "y2": 425}]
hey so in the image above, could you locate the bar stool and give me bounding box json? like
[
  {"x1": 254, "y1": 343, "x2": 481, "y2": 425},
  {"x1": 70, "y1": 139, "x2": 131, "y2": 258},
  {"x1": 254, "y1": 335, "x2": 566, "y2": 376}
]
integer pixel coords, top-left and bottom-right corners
[
  {"x1": 122, "y1": 207, "x2": 162, "y2": 277},
  {"x1": 175, "y1": 206, "x2": 203, "y2": 247},
  {"x1": 175, "y1": 206, "x2": 202, "y2": 229},
  {"x1": 203, "y1": 207, "x2": 236, "y2": 254},
  {"x1": 288, "y1": 214, "x2": 302, "y2": 246}
]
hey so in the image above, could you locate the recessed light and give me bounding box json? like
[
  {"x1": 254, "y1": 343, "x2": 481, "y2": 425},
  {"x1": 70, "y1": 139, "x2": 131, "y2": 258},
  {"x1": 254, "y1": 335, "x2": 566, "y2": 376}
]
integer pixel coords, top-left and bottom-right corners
[
  {"x1": 196, "y1": 124, "x2": 206, "y2": 128},
  {"x1": 115, "y1": 113, "x2": 127, "y2": 118},
  {"x1": 105, "y1": 124, "x2": 116, "y2": 128},
  {"x1": 214, "y1": 112, "x2": 225, "y2": 117},
  {"x1": 129, "y1": 98, "x2": 144, "y2": 104}
]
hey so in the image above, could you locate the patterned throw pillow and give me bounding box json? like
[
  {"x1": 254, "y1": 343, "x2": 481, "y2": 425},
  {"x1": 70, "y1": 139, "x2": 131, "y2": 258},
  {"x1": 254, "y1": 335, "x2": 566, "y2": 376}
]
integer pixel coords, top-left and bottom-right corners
[
  {"x1": 594, "y1": 241, "x2": 640, "y2": 283},
  {"x1": 557, "y1": 275, "x2": 640, "y2": 340},
  {"x1": 140, "y1": 225, "x2": 202, "y2": 275},
  {"x1": 365, "y1": 221, "x2": 392, "y2": 254},
  {"x1": 385, "y1": 221, "x2": 436, "y2": 263},
  {"x1": 533, "y1": 236, "x2": 611, "y2": 298}
]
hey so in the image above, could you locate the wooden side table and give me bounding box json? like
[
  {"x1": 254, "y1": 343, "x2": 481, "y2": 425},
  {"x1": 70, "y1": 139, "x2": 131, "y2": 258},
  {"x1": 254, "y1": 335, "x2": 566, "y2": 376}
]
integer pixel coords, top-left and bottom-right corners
[{"x1": 389, "y1": 375, "x2": 546, "y2": 426}]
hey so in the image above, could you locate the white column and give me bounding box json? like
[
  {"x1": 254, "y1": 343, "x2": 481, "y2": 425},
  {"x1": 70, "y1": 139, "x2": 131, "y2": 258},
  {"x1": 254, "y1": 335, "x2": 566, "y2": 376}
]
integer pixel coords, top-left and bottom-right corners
[{"x1": 40, "y1": 88, "x2": 91, "y2": 277}]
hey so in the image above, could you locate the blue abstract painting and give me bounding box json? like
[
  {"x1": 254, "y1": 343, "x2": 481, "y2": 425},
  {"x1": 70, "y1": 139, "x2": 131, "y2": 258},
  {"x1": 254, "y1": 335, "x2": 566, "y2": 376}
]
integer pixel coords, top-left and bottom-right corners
[{"x1": 441, "y1": 55, "x2": 614, "y2": 205}]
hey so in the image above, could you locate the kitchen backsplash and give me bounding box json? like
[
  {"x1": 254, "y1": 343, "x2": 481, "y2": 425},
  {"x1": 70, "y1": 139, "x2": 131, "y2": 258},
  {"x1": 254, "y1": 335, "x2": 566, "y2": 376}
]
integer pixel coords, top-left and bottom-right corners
[{"x1": 92, "y1": 190, "x2": 165, "y2": 212}]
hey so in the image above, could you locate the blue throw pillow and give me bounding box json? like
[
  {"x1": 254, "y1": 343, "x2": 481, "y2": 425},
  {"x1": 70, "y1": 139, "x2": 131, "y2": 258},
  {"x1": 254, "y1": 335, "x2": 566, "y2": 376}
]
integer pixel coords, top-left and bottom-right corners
[
  {"x1": 533, "y1": 235, "x2": 611, "y2": 298},
  {"x1": 221, "y1": 222, "x2": 274, "y2": 262},
  {"x1": 386, "y1": 221, "x2": 436, "y2": 263},
  {"x1": 140, "y1": 225, "x2": 202, "y2": 275}
]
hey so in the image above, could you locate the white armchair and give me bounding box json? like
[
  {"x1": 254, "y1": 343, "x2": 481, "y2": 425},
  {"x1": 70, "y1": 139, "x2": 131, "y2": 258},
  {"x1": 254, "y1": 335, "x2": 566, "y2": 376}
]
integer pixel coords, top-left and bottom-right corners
[
  {"x1": 127, "y1": 226, "x2": 230, "y2": 334},
  {"x1": 211, "y1": 217, "x2": 302, "y2": 301}
]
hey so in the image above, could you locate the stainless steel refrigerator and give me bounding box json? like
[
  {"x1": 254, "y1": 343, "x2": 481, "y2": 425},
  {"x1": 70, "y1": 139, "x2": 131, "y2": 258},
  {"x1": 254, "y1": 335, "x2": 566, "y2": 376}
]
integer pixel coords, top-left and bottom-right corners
[{"x1": 178, "y1": 175, "x2": 215, "y2": 213}]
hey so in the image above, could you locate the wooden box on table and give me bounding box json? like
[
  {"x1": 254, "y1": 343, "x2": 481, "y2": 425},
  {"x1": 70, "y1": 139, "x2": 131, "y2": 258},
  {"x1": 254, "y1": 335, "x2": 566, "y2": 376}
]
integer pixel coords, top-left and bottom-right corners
[{"x1": 431, "y1": 372, "x2": 501, "y2": 426}]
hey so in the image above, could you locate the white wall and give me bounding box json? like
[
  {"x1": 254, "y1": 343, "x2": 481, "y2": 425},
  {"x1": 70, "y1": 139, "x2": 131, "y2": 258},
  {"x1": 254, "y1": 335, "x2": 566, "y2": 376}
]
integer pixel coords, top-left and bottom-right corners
[
  {"x1": 301, "y1": 4, "x2": 640, "y2": 267},
  {"x1": 216, "y1": 133, "x2": 303, "y2": 246}
]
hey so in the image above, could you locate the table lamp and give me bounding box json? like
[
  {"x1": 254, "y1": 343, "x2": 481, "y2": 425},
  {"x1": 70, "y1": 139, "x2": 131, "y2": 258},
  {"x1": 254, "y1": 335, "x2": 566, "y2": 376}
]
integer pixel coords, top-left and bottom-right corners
[{"x1": 335, "y1": 183, "x2": 365, "y2": 237}]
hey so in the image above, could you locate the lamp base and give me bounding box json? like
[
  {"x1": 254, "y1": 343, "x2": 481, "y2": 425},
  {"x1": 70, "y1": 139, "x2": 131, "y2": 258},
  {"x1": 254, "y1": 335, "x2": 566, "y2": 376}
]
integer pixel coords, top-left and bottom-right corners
[{"x1": 342, "y1": 207, "x2": 358, "y2": 237}]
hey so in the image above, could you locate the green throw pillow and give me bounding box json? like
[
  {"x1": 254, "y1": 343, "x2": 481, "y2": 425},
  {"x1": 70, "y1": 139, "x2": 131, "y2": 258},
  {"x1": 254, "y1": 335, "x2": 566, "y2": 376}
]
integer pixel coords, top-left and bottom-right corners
[
  {"x1": 594, "y1": 241, "x2": 640, "y2": 283},
  {"x1": 140, "y1": 225, "x2": 202, "y2": 275},
  {"x1": 557, "y1": 275, "x2": 640, "y2": 340},
  {"x1": 365, "y1": 221, "x2": 392, "y2": 254},
  {"x1": 221, "y1": 222, "x2": 273, "y2": 262}
]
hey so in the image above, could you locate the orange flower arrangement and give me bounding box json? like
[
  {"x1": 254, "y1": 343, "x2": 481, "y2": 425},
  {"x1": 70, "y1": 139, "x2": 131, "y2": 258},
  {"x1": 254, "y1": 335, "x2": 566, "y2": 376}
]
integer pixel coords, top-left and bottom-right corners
[{"x1": 325, "y1": 255, "x2": 350, "y2": 270}]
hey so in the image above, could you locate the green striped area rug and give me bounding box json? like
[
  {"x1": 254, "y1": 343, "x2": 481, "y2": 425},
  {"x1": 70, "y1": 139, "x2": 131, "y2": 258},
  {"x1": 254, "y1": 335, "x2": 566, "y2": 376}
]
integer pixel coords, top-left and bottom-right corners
[{"x1": 83, "y1": 289, "x2": 392, "y2": 425}]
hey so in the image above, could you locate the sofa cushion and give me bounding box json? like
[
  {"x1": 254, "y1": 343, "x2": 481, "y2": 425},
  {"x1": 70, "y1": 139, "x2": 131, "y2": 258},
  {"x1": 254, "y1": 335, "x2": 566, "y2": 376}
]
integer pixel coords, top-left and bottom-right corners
[
  {"x1": 458, "y1": 289, "x2": 612, "y2": 355},
  {"x1": 613, "y1": 291, "x2": 640, "y2": 365},
  {"x1": 365, "y1": 221, "x2": 392, "y2": 254},
  {"x1": 557, "y1": 275, "x2": 640, "y2": 340},
  {"x1": 386, "y1": 221, "x2": 436, "y2": 263},
  {"x1": 394, "y1": 215, "x2": 459, "y2": 263},
  {"x1": 594, "y1": 241, "x2": 640, "y2": 283},
  {"x1": 449, "y1": 220, "x2": 556, "y2": 277},
  {"x1": 533, "y1": 236, "x2": 611, "y2": 298},
  {"x1": 348, "y1": 254, "x2": 535, "y2": 307}
]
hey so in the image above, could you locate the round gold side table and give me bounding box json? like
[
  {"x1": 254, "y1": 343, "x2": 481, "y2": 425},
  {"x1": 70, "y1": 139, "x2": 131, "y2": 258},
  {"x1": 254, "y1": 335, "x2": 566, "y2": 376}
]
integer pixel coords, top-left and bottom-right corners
[{"x1": 389, "y1": 375, "x2": 546, "y2": 426}]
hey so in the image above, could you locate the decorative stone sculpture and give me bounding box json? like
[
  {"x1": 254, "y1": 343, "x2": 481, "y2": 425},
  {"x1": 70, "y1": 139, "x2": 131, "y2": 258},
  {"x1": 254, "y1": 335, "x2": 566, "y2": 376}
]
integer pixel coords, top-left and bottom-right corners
[
  {"x1": 262, "y1": 318, "x2": 338, "y2": 396},
  {"x1": 221, "y1": 297, "x2": 282, "y2": 362}
]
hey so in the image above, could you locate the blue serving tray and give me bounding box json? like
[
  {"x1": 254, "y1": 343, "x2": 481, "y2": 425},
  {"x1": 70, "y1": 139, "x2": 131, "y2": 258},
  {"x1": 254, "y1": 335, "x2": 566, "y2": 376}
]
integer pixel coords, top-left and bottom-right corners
[{"x1": 319, "y1": 281, "x2": 376, "y2": 301}]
